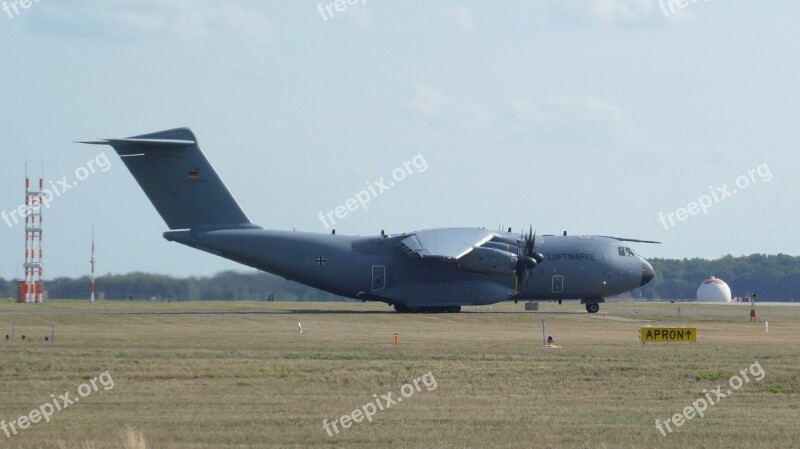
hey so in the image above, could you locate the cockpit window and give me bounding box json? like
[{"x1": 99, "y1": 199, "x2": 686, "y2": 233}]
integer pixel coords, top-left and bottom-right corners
[
  {"x1": 625, "y1": 247, "x2": 636, "y2": 257},
  {"x1": 618, "y1": 247, "x2": 625, "y2": 257}
]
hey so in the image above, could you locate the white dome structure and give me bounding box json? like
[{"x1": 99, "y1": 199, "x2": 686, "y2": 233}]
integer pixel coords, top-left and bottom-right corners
[{"x1": 696, "y1": 276, "x2": 732, "y2": 303}]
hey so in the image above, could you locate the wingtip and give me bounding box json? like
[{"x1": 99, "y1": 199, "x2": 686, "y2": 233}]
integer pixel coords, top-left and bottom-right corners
[{"x1": 76, "y1": 140, "x2": 111, "y2": 145}]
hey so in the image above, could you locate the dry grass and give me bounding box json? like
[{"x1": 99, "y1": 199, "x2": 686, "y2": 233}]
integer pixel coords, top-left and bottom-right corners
[{"x1": 0, "y1": 300, "x2": 798, "y2": 448}]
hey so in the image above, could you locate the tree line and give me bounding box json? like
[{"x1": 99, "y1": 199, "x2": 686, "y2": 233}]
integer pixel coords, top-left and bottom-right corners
[
  {"x1": 0, "y1": 271, "x2": 345, "y2": 301},
  {"x1": 1, "y1": 253, "x2": 798, "y2": 301},
  {"x1": 637, "y1": 254, "x2": 800, "y2": 301}
]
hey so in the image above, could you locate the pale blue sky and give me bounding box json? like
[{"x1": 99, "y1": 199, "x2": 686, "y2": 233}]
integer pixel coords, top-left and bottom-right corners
[{"x1": 0, "y1": 0, "x2": 797, "y2": 279}]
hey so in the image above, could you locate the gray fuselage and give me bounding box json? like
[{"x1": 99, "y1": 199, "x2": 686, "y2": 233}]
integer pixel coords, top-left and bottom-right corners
[{"x1": 164, "y1": 227, "x2": 654, "y2": 308}]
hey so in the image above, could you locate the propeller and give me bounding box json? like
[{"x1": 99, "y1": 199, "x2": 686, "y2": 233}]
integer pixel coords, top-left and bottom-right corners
[{"x1": 515, "y1": 226, "x2": 544, "y2": 290}]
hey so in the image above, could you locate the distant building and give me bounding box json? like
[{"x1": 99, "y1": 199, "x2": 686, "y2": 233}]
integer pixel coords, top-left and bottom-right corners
[{"x1": 696, "y1": 276, "x2": 732, "y2": 303}]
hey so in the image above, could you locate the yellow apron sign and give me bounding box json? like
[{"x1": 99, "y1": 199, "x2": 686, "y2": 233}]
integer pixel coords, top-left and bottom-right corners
[{"x1": 641, "y1": 327, "x2": 697, "y2": 343}]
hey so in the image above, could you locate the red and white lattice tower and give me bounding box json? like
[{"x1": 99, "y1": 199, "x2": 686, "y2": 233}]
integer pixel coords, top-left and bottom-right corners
[{"x1": 21, "y1": 164, "x2": 44, "y2": 304}]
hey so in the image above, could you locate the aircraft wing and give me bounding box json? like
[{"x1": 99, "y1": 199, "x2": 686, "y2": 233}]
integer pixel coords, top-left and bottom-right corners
[
  {"x1": 400, "y1": 228, "x2": 495, "y2": 260},
  {"x1": 596, "y1": 236, "x2": 662, "y2": 244}
]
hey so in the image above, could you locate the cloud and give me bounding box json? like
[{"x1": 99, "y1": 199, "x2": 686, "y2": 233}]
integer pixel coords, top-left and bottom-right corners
[
  {"x1": 406, "y1": 85, "x2": 628, "y2": 129},
  {"x1": 402, "y1": 84, "x2": 650, "y2": 154},
  {"x1": 501, "y1": 95, "x2": 627, "y2": 132},
  {"x1": 552, "y1": 0, "x2": 657, "y2": 25},
  {"x1": 549, "y1": 95, "x2": 626, "y2": 122},
  {"x1": 439, "y1": 6, "x2": 475, "y2": 34},
  {"x1": 31, "y1": 0, "x2": 271, "y2": 44},
  {"x1": 342, "y1": 6, "x2": 372, "y2": 29},
  {"x1": 407, "y1": 84, "x2": 446, "y2": 117},
  {"x1": 496, "y1": 95, "x2": 666, "y2": 155},
  {"x1": 404, "y1": 84, "x2": 635, "y2": 149},
  {"x1": 404, "y1": 84, "x2": 493, "y2": 135}
]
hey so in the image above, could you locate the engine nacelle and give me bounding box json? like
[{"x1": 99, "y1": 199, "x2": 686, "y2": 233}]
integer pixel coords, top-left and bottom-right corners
[{"x1": 457, "y1": 247, "x2": 517, "y2": 275}]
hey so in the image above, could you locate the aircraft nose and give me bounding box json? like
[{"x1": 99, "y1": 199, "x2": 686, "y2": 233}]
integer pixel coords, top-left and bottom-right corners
[{"x1": 641, "y1": 259, "x2": 655, "y2": 286}]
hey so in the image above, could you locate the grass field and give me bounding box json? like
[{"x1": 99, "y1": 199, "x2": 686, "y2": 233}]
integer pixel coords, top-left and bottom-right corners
[{"x1": 0, "y1": 300, "x2": 798, "y2": 449}]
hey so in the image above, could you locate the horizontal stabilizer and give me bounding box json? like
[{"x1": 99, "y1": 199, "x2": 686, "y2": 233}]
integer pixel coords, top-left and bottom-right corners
[{"x1": 78, "y1": 138, "x2": 196, "y2": 147}]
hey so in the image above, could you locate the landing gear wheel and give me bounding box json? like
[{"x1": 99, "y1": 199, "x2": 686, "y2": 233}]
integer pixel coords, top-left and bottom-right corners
[
  {"x1": 445, "y1": 306, "x2": 461, "y2": 313},
  {"x1": 586, "y1": 303, "x2": 600, "y2": 314},
  {"x1": 394, "y1": 304, "x2": 409, "y2": 313}
]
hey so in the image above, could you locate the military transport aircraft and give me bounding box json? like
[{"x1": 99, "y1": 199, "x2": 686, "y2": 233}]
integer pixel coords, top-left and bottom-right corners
[{"x1": 81, "y1": 128, "x2": 657, "y2": 313}]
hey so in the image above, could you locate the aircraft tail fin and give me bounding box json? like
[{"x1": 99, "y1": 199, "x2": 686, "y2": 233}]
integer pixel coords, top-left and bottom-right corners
[{"x1": 80, "y1": 128, "x2": 254, "y2": 230}]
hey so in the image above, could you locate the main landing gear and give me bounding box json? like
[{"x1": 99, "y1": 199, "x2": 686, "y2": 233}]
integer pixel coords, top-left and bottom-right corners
[
  {"x1": 581, "y1": 297, "x2": 604, "y2": 314},
  {"x1": 393, "y1": 304, "x2": 461, "y2": 313}
]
